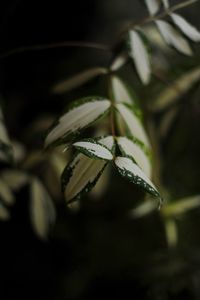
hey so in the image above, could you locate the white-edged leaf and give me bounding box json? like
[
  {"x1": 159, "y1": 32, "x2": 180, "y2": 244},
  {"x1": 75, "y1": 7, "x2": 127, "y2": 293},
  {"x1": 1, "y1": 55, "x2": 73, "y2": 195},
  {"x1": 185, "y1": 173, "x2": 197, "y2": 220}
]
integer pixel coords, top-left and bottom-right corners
[
  {"x1": 162, "y1": 0, "x2": 169, "y2": 8},
  {"x1": 30, "y1": 178, "x2": 56, "y2": 239},
  {"x1": 162, "y1": 195, "x2": 200, "y2": 217},
  {"x1": 111, "y1": 76, "x2": 133, "y2": 104},
  {"x1": 155, "y1": 20, "x2": 192, "y2": 56},
  {"x1": 45, "y1": 97, "x2": 111, "y2": 147},
  {"x1": 152, "y1": 67, "x2": 200, "y2": 112},
  {"x1": 110, "y1": 53, "x2": 128, "y2": 71},
  {"x1": 117, "y1": 137, "x2": 152, "y2": 177},
  {"x1": 0, "y1": 203, "x2": 10, "y2": 221},
  {"x1": 128, "y1": 30, "x2": 151, "y2": 84},
  {"x1": 52, "y1": 68, "x2": 107, "y2": 94},
  {"x1": 116, "y1": 103, "x2": 150, "y2": 148},
  {"x1": 0, "y1": 179, "x2": 15, "y2": 205},
  {"x1": 171, "y1": 13, "x2": 200, "y2": 42},
  {"x1": 145, "y1": 0, "x2": 160, "y2": 16},
  {"x1": 98, "y1": 136, "x2": 115, "y2": 151},
  {"x1": 62, "y1": 153, "x2": 107, "y2": 203},
  {"x1": 164, "y1": 218, "x2": 178, "y2": 248},
  {"x1": 1, "y1": 170, "x2": 29, "y2": 191},
  {"x1": 73, "y1": 140, "x2": 113, "y2": 160},
  {"x1": 115, "y1": 156, "x2": 159, "y2": 197}
]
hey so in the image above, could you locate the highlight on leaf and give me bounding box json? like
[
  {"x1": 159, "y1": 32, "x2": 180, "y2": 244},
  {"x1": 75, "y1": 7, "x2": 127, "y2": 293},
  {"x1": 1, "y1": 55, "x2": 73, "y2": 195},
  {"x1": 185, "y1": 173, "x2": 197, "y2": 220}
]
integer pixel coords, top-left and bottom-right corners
[
  {"x1": 114, "y1": 156, "x2": 160, "y2": 197},
  {"x1": 128, "y1": 30, "x2": 151, "y2": 84},
  {"x1": 45, "y1": 97, "x2": 111, "y2": 148}
]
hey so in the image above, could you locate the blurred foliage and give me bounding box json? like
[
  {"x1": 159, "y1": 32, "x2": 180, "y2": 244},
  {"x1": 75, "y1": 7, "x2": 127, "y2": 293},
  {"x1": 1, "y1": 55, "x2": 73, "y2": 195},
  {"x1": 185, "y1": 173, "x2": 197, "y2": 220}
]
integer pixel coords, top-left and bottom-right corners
[{"x1": 1, "y1": 0, "x2": 200, "y2": 300}]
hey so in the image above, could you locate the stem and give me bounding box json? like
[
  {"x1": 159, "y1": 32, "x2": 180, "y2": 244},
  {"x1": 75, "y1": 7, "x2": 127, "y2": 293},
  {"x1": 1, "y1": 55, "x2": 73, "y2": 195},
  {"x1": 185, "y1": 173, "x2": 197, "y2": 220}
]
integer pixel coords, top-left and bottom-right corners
[
  {"x1": 121, "y1": 0, "x2": 198, "y2": 34},
  {"x1": 0, "y1": 41, "x2": 111, "y2": 59}
]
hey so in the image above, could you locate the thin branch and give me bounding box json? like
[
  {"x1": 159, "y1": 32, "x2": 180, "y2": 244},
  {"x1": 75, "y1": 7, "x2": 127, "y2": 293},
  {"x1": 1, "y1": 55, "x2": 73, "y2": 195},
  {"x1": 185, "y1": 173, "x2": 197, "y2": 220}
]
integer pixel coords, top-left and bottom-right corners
[
  {"x1": 0, "y1": 41, "x2": 111, "y2": 59},
  {"x1": 123, "y1": 0, "x2": 199, "y2": 33}
]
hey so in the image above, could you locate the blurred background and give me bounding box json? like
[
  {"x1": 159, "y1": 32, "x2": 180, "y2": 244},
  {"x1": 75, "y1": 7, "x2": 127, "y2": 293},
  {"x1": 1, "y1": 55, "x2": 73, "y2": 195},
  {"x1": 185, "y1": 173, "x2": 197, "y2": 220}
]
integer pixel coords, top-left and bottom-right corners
[{"x1": 1, "y1": 0, "x2": 200, "y2": 299}]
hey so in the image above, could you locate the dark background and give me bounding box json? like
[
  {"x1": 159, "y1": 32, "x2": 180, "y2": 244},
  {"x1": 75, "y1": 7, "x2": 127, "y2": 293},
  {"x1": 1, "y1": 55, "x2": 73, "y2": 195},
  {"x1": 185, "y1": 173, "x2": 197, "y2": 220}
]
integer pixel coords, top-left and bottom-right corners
[{"x1": 1, "y1": 1, "x2": 200, "y2": 299}]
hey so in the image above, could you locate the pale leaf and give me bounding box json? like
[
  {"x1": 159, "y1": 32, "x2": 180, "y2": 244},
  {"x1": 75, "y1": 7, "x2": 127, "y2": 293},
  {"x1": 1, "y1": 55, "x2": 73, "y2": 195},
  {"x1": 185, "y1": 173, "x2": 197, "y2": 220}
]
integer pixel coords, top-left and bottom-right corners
[
  {"x1": 45, "y1": 97, "x2": 111, "y2": 147},
  {"x1": 171, "y1": 13, "x2": 200, "y2": 42},
  {"x1": 145, "y1": 0, "x2": 160, "y2": 15},
  {"x1": 73, "y1": 140, "x2": 113, "y2": 160},
  {"x1": 30, "y1": 178, "x2": 56, "y2": 239},
  {"x1": 128, "y1": 30, "x2": 151, "y2": 84},
  {"x1": 117, "y1": 137, "x2": 152, "y2": 177},
  {"x1": 156, "y1": 20, "x2": 193, "y2": 56},
  {"x1": 115, "y1": 156, "x2": 159, "y2": 197}
]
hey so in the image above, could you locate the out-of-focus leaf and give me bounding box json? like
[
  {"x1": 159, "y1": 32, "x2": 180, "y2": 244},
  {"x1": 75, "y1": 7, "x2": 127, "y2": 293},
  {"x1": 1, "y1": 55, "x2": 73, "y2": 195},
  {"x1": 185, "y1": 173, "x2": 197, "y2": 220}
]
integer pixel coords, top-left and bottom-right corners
[
  {"x1": 145, "y1": 0, "x2": 160, "y2": 16},
  {"x1": 30, "y1": 178, "x2": 56, "y2": 239},
  {"x1": 152, "y1": 67, "x2": 200, "y2": 112},
  {"x1": 52, "y1": 67, "x2": 107, "y2": 94},
  {"x1": 0, "y1": 203, "x2": 10, "y2": 221},
  {"x1": 1, "y1": 170, "x2": 29, "y2": 191},
  {"x1": 128, "y1": 30, "x2": 151, "y2": 84},
  {"x1": 164, "y1": 218, "x2": 178, "y2": 248},
  {"x1": 0, "y1": 179, "x2": 15, "y2": 205},
  {"x1": 116, "y1": 103, "x2": 150, "y2": 148},
  {"x1": 155, "y1": 20, "x2": 192, "y2": 56},
  {"x1": 171, "y1": 13, "x2": 200, "y2": 42},
  {"x1": 110, "y1": 53, "x2": 128, "y2": 71}
]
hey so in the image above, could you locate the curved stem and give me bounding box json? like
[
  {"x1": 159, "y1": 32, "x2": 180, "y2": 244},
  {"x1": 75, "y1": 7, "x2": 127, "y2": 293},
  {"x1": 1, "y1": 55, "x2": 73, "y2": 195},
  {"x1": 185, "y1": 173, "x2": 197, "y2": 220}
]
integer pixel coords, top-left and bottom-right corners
[{"x1": 0, "y1": 41, "x2": 111, "y2": 59}]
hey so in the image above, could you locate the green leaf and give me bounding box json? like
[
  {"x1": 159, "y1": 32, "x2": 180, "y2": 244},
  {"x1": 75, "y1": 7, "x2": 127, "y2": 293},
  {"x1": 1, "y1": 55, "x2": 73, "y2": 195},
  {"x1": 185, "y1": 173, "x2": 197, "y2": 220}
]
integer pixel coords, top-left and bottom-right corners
[
  {"x1": 45, "y1": 97, "x2": 111, "y2": 148},
  {"x1": 117, "y1": 136, "x2": 152, "y2": 177},
  {"x1": 115, "y1": 103, "x2": 150, "y2": 148},
  {"x1": 73, "y1": 139, "x2": 113, "y2": 161},
  {"x1": 171, "y1": 13, "x2": 200, "y2": 42},
  {"x1": 155, "y1": 20, "x2": 192, "y2": 56},
  {"x1": 128, "y1": 30, "x2": 151, "y2": 84},
  {"x1": 114, "y1": 156, "x2": 160, "y2": 197},
  {"x1": 164, "y1": 218, "x2": 178, "y2": 248},
  {"x1": 30, "y1": 178, "x2": 56, "y2": 239},
  {"x1": 52, "y1": 67, "x2": 108, "y2": 94}
]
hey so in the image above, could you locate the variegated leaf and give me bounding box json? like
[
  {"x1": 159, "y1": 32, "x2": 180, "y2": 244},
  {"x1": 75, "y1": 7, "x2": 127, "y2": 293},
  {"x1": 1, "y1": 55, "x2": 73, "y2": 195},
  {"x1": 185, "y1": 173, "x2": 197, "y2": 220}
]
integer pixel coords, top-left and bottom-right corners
[
  {"x1": 155, "y1": 20, "x2": 192, "y2": 56},
  {"x1": 62, "y1": 136, "x2": 114, "y2": 202},
  {"x1": 171, "y1": 13, "x2": 200, "y2": 42},
  {"x1": 115, "y1": 156, "x2": 159, "y2": 197},
  {"x1": 110, "y1": 76, "x2": 134, "y2": 104},
  {"x1": 128, "y1": 30, "x2": 151, "y2": 84},
  {"x1": 73, "y1": 140, "x2": 113, "y2": 160},
  {"x1": 52, "y1": 68, "x2": 107, "y2": 94},
  {"x1": 30, "y1": 178, "x2": 56, "y2": 239},
  {"x1": 116, "y1": 103, "x2": 150, "y2": 148},
  {"x1": 117, "y1": 137, "x2": 152, "y2": 177},
  {"x1": 45, "y1": 97, "x2": 111, "y2": 148},
  {"x1": 145, "y1": 0, "x2": 160, "y2": 16}
]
